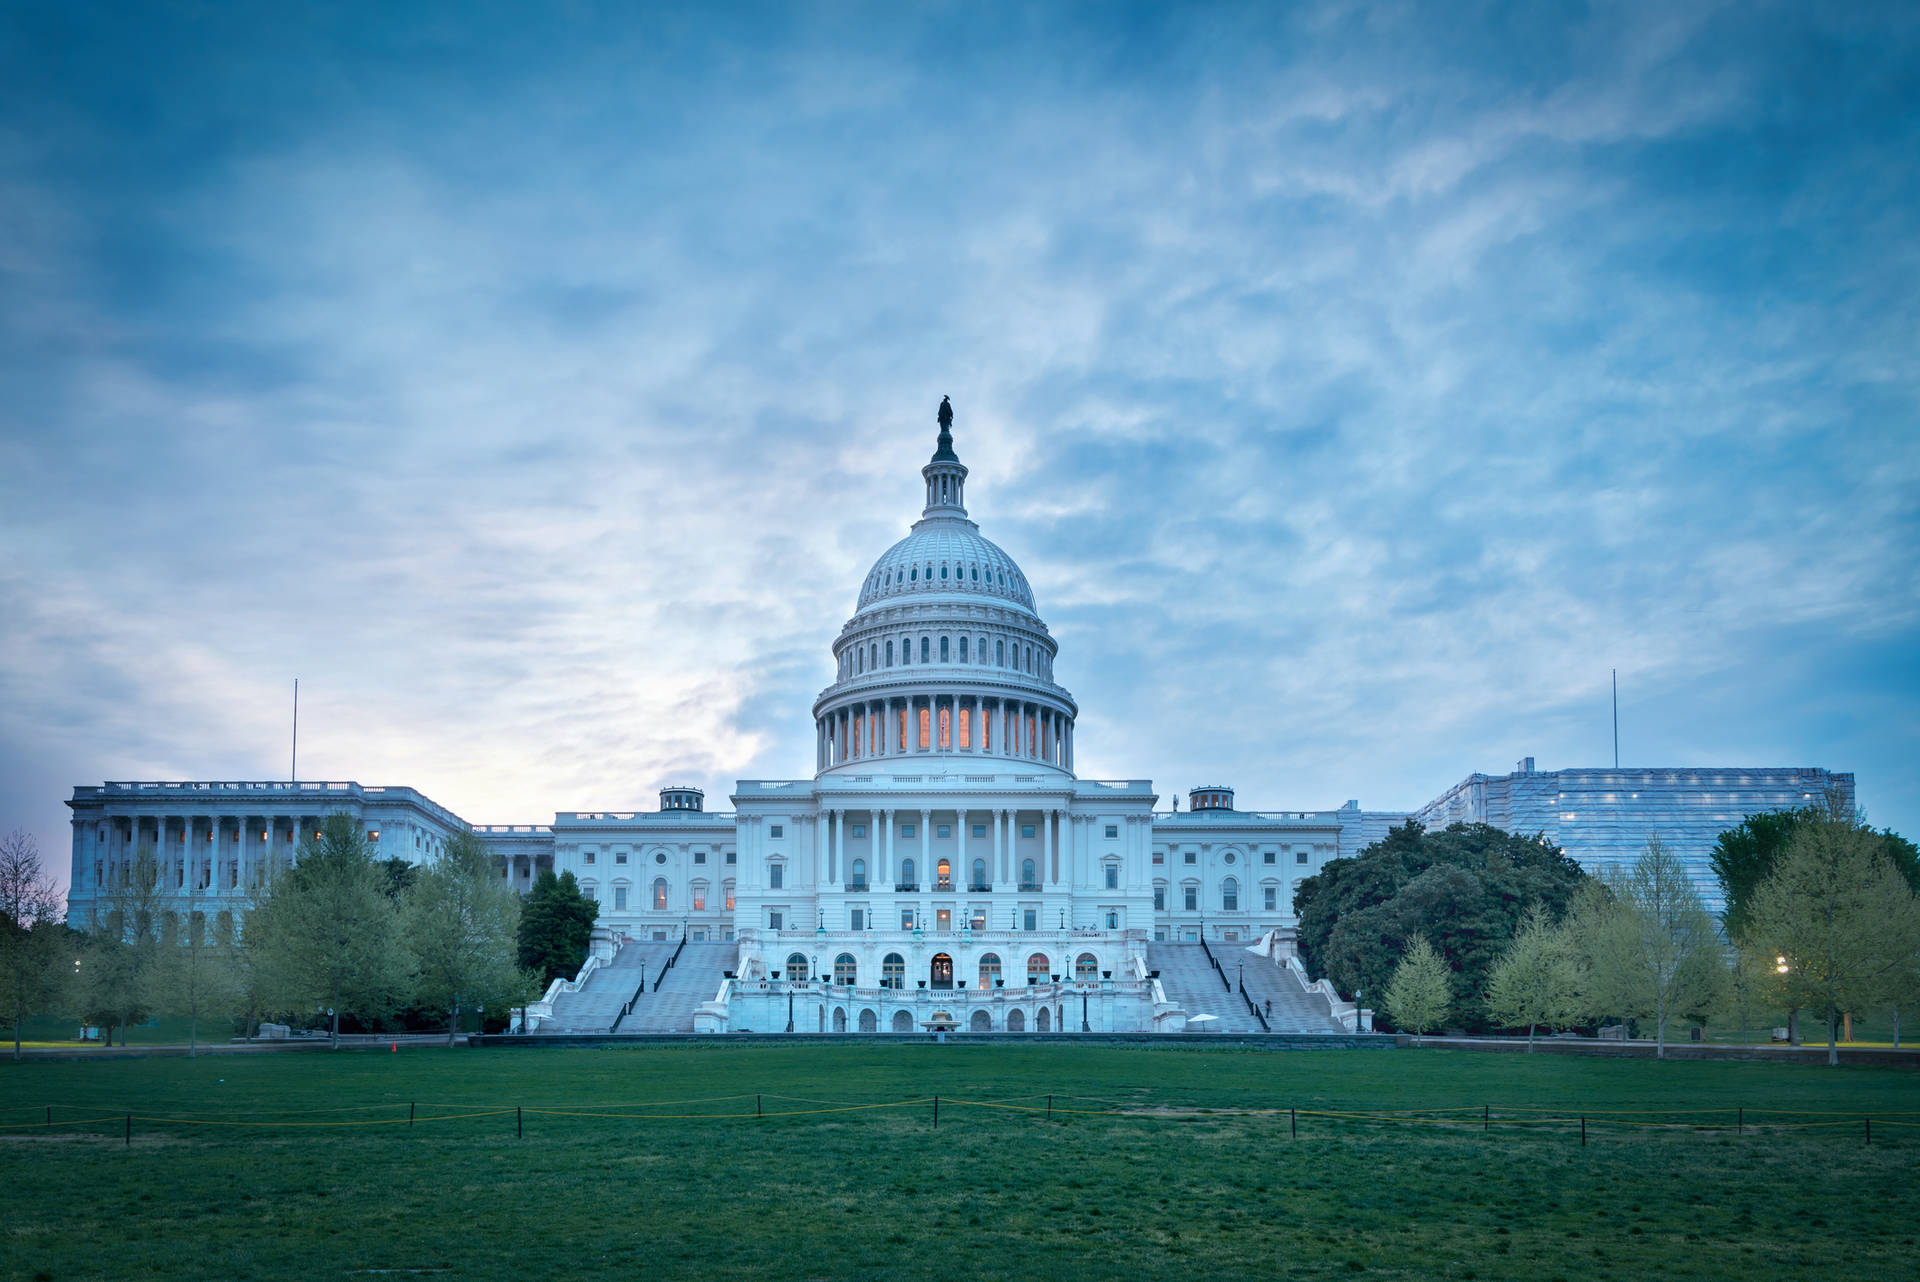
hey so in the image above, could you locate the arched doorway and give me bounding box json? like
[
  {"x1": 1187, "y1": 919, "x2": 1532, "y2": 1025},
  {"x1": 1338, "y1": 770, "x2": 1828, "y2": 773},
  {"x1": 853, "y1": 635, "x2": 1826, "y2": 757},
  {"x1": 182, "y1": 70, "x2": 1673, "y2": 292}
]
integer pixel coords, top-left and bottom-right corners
[
  {"x1": 858, "y1": 1009, "x2": 877, "y2": 1033},
  {"x1": 833, "y1": 1007, "x2": 847, "y2": 1033},
  {"x1": 891, "y1": 1010, "x2": 914, "y2": 1032},
  {"x1": 1007, "y1": 1009, "x2": 1026, "y2": 1032},
  {"x1": 930, "y1": 953, "x2": 954, "y2": 989},
  {"x1": 977, "y1": 953, "x2": 1002, "y2": 989},
  {"x1": 1036, "y1": 1006, "x2": 1051, "y2": 1031},
  {"x1": 970, "y1": 1010, "x2": 991, "y2": 1032},
  {"x1": 882, "y1": 953, "x2": 905, "y2": 989},
  {"x1": 1027, "y1": 952, "x2": 1050, "y2": 984}
]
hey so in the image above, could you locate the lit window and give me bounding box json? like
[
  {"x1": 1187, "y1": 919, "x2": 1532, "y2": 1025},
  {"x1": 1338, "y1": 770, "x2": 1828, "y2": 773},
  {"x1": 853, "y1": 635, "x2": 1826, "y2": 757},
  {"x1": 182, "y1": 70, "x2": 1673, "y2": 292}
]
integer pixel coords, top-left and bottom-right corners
[
  {"x1": 693, "y1": 887, "x2": 706, "y2": 911},
  {"x1": 653, "y1": 878, "x2": 668, "y2": 909},
  {"x1": 584, "y1": 852, "x2": 596, "y2": 865},
  {"x1": 724, "y1": 884, "x2": 735, "y2": 910}
]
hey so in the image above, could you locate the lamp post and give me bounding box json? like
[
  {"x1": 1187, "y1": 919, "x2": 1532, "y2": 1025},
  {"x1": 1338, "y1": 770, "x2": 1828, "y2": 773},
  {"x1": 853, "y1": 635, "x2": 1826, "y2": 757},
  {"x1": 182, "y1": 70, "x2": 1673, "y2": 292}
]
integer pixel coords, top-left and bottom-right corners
[
  {"x1": 1081, "y1": 986, "x2": 1090, "y2": 1032},
  {"x1": 786, "y1": 985, "x2": 795, "y2": 1034},
  {"x1": 1777, "y1": 955, "x2": 1796, "y2": 1044}
]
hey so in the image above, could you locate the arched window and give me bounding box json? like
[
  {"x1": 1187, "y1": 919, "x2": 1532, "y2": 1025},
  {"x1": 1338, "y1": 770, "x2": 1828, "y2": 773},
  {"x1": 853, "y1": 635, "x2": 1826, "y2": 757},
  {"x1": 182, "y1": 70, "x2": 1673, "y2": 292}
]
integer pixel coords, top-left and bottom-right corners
[
  {"x1": 886, "y1": 640, "x2": 894, "y2": 667},
  {"x1": 900, "y1": 858, "x2": 915, "y2": 889},
  {"x1": 978, "y1": 953, "x2": 1002, "y2": 988},
  {"x1": 958, "y1": 635, "x2": 968, "y2": 663},
  {"x1": 1076, "y1": 952, "x2": 1099, "y2": 980},
  {"x1": 834, "y1": 953, "x2": 857, "y2": 985},
  {"x1": 996, "y1": 639, "x2": 1005, "y2": 666},
  {"x1": 1026, "y1": 646, "x2": 1034, "y2": 673},
  {"x1": 891, "y1": 1009, "x2": 914, "y2": 1032},
  {"x1": 833, "y1": 1006, "x2": 847, "y2": 1032},
  {"x1": 1027, "y1": 953, "x2": 1051, "y2": 983},
  {"x1": 936, "y1": 857, "x2": 951, "y2": 889},
  {"x1": 855, "y1": 649, "x2": 863, "y2": 674},
  {"x1": 970, "y1": 1009, "x2": 991, "y2": 1031},
  {"x1": 1008, "y1": 1008, "x2": 1025, "y2": 1031},
  {"x1": 870, "y1": 643, "x2": 878, "y2": 670},
  {"x1": 971, "y1": 857, "x2": 986, "y2": 889},
  {"x1": 858, "y1": 1008, "x2": 877, "y2": 1032},
  {"x1": 971, "y1": 565, "x2": 979, "y2": 581},
  {"x1": 882, "y1": 952, "x2": 905, "y2": 989},
  {"x1": 920, "y1": 636, "x2": 930, "y2": 663},
  {"x1": 850, "y1": 858, "x2": 866, "y2": 889},
  {"x1": 724, "y1": 881, "x2": 735, "y2": 911},
  {"x1": 940, "y1": 564, "x2": 948, "y2": 580},
  {"x1": 910, "y1": 566, "x2": 918, "y2": 581},
  {"x1": 1036, "y1": 1006, "x2": 1051, "y2": 1031},
  {"x1": 1222, "y1": 877, "x2": 1239, "y2": 911},
  {"x1": 785, "y1": 953, "x2": 809, "y2": 981},
  {"x1": 1021, "y1": 857, "x2": 1036, "y2": 889},
  {"x1": 652, "y1": 878, "x2": 667, "y2": 910}
]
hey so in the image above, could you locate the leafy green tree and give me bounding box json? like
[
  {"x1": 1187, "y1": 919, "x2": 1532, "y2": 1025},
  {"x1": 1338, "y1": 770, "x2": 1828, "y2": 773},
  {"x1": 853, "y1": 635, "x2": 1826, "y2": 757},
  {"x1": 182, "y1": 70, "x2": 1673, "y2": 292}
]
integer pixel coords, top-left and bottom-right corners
[
  {"x1": 81, "y1": 847, "x2": 170, "y2": 1046},
  {"x1": 1584, "y1": 837, "x2": 1729, "y2": 1058},
  {"x1": 408, "y1": 832, "x2": 539, "y2": 1044},
  {"x1": 1, "y1": 829, "x2": 68, "y2": 1060},
  {"x1": 1713, "y1": 795, "x2": 1919, "y2": 941},
  {"x1": 255, "y1": 813, "x2": 411, "y2": 1047},
  {"x1": 157, "y1": 890, "x2": 242, "y2": 1056},
  {"x1": 380, "y1": 857, "x2": 419, "y2": 900},
  {"x1": 516, "y1": 869, "x2": 599, "y2": 989},
  {"x1": 1719, "y1": 944, "x2": 1773, "y2": 1047},
  {"x1": 1484, "y1": 903, "x2": 1580, "y2": 1050},
  {"x1": 1382, "y1": 935, "x2": 1452, "y2": 1038},
  {"x1": 1294, "y1": 822, "x2": 1589, "y2": 1030},
  {"x1": 1748, "y1": 808, "x2": 1920, "y2": 1065}
]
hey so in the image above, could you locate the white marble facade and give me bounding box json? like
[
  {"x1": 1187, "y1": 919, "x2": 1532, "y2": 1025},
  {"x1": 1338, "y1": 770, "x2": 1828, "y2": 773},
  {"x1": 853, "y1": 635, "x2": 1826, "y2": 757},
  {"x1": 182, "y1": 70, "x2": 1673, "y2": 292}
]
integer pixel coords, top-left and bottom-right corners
[{"x1": 64, "y1": 402, "x2": 1854, "y2": 1030}]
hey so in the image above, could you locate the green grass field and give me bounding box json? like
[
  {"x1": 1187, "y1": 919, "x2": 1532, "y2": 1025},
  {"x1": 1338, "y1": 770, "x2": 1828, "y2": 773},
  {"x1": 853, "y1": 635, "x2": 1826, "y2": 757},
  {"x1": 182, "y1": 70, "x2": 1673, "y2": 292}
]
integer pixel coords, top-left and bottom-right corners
[{"x1": 6, "y1": 1044, "x2": 1918, "y2": 1280}]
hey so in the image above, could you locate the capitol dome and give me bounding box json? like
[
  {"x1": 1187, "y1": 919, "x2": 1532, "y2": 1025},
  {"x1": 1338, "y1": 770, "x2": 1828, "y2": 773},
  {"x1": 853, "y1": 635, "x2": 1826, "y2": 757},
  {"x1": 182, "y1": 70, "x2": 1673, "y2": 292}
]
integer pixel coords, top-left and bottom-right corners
[{"x1": 811, "y1": 398, "x2": 1077, "y2": 778}]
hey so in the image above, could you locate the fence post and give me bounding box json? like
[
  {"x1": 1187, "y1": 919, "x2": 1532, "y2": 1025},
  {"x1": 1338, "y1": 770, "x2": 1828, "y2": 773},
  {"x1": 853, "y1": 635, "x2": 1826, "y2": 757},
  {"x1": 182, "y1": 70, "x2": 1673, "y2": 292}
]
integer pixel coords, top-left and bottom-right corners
[
  {"x1": 1290, "y1": 1107, "x2": 1296, "y2": 1138},
  {"x1": 1580, "y1": 1116, "x2": 1586, "y2": 1147},
  {"x1": 517, "y1": 1106, "x2": 523, "y2": 1140},
  {"x1": 933, "y1": 1095, "x2": 939, "y2": 1129},
  {"x1": 757, "y1": 1094, "x2": 762, "y2": 1118},
  {"x1": 125, "y1": 1113, "x2": 131, "y2": 1147},
  {"x1": 1866, "y1": 1117, "x2": 1871, "y2": 1146},
  {"x1": 1046, "y1": 1094, "x2": 1052, "y2": 1121}
]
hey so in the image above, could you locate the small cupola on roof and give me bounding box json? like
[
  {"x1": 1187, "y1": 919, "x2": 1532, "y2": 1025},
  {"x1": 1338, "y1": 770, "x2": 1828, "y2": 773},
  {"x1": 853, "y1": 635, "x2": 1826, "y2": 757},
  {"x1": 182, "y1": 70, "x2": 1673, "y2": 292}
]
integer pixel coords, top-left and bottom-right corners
[
  {"x1": 1189, "y1": 786, "x2": 1235, "y2": 812},
  {"x1": 659, "y1": 786, "x2": 704, "y2": 812},
  {"x1": 922, "y1": 395, "x2": 969, "y2": 517}
]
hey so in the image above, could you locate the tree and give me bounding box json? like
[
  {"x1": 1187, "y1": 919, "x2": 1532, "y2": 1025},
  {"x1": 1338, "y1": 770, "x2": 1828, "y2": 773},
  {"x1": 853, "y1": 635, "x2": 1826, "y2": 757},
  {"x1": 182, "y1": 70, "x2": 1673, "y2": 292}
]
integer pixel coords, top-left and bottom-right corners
[
  {"x1": 255, "y1": 813, "x2": 411, "y2": 1047},
  {"x1": 0, "y1": 830, "x2": 68, "y2": 1060},
  {"x1": 156, "y1": 889, "x2": 242, "y2": 1056},
  {"x1": 1719, "y1": 944, "x2": 1773, "y2": 1047},
  {"x1": 1484, "y1": 903, "x2": 1580, "y2": 1051},
  {"x1": 1584, "y1": 837, "x2": 1729, "y2": 1058},
  {"x1": 1713, "y1": 794, "x2": 1920, "y2": 942},
  {"x1": 1747, "y1": 808, "x2": 1920, "y2": 1065},
  {"x1": 407, "y1": 832, "x2": 539, "y2": 1045},
  {"x1": 1382, "y1": 935, "x2": 1452, "y2": 1039},
  {"x1": 1295, "y1": 821, "x2": 1590, "y2": 1030},
  {"x1": 81, "y1": 847, "x2": 170, "y2": 1046},
  {"x1": 516, "y1": 869, "x2": 599, "y2": 989}
]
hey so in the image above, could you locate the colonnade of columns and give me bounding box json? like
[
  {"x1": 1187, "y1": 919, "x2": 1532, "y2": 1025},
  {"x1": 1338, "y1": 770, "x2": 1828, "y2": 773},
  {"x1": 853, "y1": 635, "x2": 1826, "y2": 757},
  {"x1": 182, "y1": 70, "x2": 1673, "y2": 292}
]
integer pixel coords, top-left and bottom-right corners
[
  {"x1": 811, "y1": 805, "x2": 1072, "y2": 893},
  {"x1": 817, "y1": 695, "x2": 1074, "y2": 772},
  {"x1": 77, "y1": 812, "x2": 329, "y2": 900}
]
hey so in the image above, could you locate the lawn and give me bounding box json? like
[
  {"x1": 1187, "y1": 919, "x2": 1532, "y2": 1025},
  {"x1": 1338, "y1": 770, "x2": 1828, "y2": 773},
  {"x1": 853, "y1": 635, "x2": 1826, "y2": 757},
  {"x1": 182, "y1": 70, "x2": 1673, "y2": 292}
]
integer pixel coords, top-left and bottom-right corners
[{"x1": 5, "y1": 1044, "x2": 1917, "y2": 1280}]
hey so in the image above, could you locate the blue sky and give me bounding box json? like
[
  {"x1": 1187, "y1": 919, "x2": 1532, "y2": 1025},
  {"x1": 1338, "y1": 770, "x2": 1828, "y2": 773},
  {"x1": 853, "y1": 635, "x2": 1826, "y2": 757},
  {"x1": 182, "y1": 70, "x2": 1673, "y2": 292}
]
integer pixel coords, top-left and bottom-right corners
[{"x1": 3, "y1": 2, "x2": 1916, "y2": 897}]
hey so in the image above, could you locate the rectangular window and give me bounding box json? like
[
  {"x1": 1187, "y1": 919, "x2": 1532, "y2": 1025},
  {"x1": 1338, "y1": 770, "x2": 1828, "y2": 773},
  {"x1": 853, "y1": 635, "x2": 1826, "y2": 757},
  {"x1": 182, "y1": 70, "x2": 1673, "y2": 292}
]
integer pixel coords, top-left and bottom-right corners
[
  {"x1": 1264, "y1": 887, "x2": 1277, "y2": 910},
  {"x1": 614, "y1": 886, "x2": 628, "y2": 910},
  {"x1": 694, "y1": 850, "x2": 706, "y2": 864},
  {"x1": 725, "y1": 887, "x2": 735, "y2": 910},
  {"x1": 584, "y1": 852, "x2": 596, "y2": 865},
  {"x1": 769, "y1": 911, "x2": 783, "y2": 931},
  {"x1": 1104, "y1": 865, "x2": 1118, "y2": 889},
  {"x1": 1264, "y1": 851, "x2": 1276, "y2": 864},
  {"x1": 1184, "y1": 851, "x2": 1197, "y2": 865},
  {"x1": 770, "y1": 825, "x2": 784, "y2": 839},
  {"x1": 851, "y1": 909, "x2": 864, "y2": 931},
  {"x1": 938, "y1": 705, "x2": 951, "y2": 749},
  {"x1": 1023, "y1": 909, "x2": 1037, "y2": 931},
  {"x1": 901, "y1": 908, "x2": 915, "y2": 930},
  {"x1": 1184, "y1": 887, "x2": 1198, "y2": 911},
  {"x1": 1295, "y1": 851, "x2": 1308, "y2": 864},
  {"x1": 693, "y1": 888, "x2": 706, "y2": 911},
  {"x1": 1021, "y1": 825, "x2": 1035, "y2": 839},
  {"x1": 902, "y1": 824, "x2": 915, "y2": 838},
  {"x1": 918, "y1": 707, "x2": 931, "y2": 749},
  {"x1": 972, "y1": 825, "x2": 985, "y2": 838},
  {"x1": 958, "y1": 706, "x2": 970, "y2": 748},
  {"x1": 1105, "y1": 825, "x2": 1118, "y2": 839},
  {"x1": 1106, "y1": 910, "x2": 1118, "y2": 929},
  {"x1": 726, "y1": 851, "x2": 736, "y2": 864},
  {"x1": 1153, "y1": 887, "x2": 1165, "y2": 910},
  {"x1": 852, "y1": 825, "x2": 866, "y2": 838},
  {"x1": 615, "y1": 852, "x2": 628, "y2": 864},
  {"x1": 937, "y1": 825, "x2": 950, "y2": 839},
  {"x1": 971, "y1": 906, "x2": 987, "y2": 930},
  {"x1": 769, "y1": 864, "x2": 784, "y2": 889},
  {"x1": 1153, "y1": 851, "x2": 1164, "y2": 864}
]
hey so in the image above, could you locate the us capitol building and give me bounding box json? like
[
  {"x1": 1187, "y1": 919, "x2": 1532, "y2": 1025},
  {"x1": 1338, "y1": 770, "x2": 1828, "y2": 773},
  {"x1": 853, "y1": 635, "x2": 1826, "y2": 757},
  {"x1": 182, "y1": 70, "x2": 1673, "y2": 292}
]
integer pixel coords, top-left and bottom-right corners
[{"x1": 64, "y1": 401, "x2": 1852, "y2": 1035}]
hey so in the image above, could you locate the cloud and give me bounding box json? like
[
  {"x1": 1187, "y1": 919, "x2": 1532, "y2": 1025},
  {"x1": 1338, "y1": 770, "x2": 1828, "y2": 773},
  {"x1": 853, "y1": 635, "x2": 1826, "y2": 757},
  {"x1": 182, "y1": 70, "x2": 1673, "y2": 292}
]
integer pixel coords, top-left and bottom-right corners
[{"x1": 2, "y1": 0, "x2": 1917, "y2": 896}]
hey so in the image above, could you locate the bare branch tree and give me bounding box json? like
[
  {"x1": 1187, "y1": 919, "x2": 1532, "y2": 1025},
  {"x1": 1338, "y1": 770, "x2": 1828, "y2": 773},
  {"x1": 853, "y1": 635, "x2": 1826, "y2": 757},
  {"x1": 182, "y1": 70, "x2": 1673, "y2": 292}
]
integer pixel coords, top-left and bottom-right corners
[{"x1": 0, "y1": 830, "x2": 68, "y2": 1060}]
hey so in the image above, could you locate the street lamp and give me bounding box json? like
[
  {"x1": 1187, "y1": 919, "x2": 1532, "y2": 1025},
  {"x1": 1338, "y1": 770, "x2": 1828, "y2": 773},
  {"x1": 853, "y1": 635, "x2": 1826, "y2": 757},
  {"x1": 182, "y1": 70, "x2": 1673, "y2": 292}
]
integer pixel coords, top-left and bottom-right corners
[
  {"x1": 786, "y1": 985, "x2": 795, "y2": 1033},
  {"x1": 1081, "y1": 986, "x2": 1090, "y2": 1032}
]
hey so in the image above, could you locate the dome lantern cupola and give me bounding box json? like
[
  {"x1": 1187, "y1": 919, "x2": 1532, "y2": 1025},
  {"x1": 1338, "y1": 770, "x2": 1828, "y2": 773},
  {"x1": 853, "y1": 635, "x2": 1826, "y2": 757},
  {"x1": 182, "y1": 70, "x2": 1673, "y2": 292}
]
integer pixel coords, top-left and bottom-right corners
[{"x1": 921, "y1": 396, "x2": 969, "y2": 518}]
